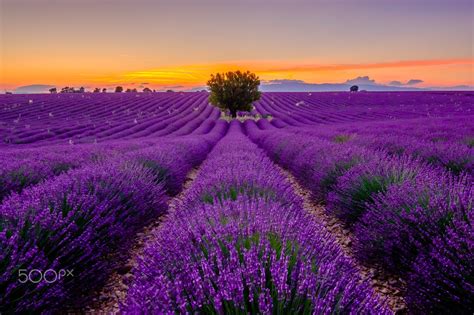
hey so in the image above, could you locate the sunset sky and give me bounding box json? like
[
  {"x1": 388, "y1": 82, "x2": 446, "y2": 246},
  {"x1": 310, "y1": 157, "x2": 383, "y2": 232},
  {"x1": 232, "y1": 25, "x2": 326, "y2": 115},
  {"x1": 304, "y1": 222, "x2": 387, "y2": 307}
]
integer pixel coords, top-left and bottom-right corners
[{"x1": 1, "y1": 0, "x2": 473, "y2": 91}]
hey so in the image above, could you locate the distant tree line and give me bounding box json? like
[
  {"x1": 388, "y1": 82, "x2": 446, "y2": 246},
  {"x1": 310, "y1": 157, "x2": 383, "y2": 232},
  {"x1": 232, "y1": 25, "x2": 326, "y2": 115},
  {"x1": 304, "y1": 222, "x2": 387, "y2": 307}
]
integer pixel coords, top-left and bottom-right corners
[{"x1": 49, "y1": 86, "x2": 160, "y2": 94}]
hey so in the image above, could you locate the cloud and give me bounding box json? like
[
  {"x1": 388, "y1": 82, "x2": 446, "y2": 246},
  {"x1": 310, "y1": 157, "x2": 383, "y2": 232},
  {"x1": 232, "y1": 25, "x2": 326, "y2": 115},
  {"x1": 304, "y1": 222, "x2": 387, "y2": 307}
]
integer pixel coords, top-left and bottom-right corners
[
  {"x1": 389, "y1": 79, "x2": 424, "y2": 86},
  {"x1": 108, "y1": 58, "x2": 474, "y2": 88},
  {"x1": 406, "y1": 79, "x2": 424, "y2": 85},
  {"x1": 428, "y1": 85, "x2": 474, "y2": 91},
  {"x1": 165, "y1": 85, "x2": 185, "y2": 89},
  {"x1": 345, "y1": 76, "x2": 376, "y2": 85},
  {"x1": 265, "y1": 79, "x2": 305, "y2": 85},
  {"x1": 389, "y1": 80, "x2": 403, "y2": 86},
  {"x1": 14, "y1": 84, "x2": 55, "y2": 94},
  {"x1": 256, "y1": 58, "x2": 474, "y2": 74},
  {"x1": 260, "y1": 76, "x2": 427, "y2": 92},
  {"x1": 260, "y1": 77, "x2": 474, "y2": 92}
]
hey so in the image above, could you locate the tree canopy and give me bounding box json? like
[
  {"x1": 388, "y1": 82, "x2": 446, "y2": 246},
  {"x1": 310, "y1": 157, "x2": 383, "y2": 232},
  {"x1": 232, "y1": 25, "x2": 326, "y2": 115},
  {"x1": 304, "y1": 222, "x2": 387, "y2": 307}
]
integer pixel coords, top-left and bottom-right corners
[{"x1": 207, "y1": 70, "x2": 261, "y2": 118}]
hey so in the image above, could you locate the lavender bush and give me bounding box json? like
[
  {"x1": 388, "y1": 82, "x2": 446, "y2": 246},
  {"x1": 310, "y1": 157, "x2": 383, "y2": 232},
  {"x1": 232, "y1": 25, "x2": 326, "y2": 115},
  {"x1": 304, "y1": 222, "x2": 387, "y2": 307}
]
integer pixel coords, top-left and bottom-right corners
[
  {"x1": 124, "y1": 129, "x2": 388, "y2": 313},
  {"x1": 0, "y1": 161, "x2": 167, "y2": 312}
]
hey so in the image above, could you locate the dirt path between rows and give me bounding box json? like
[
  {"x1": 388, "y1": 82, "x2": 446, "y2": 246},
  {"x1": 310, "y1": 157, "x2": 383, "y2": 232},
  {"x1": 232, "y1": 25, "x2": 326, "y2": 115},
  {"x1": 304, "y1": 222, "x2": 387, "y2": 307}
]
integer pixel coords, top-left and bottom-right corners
[
  {"x1": 278, "y1": 166, "x2": 407, "y2": 314},
  {"x1": 82, "y1": 162, "x2": 406, "y2": 313},
  {"x1": 83, "y1": 168, "x2": 200, "y2": 314}
]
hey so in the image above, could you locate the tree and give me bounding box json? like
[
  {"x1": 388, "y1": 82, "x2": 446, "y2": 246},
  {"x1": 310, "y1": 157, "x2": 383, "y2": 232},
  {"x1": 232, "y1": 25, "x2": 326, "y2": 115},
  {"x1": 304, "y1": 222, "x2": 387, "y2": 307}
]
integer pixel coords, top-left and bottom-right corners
[
  {"x1": 79, "y1": 87, "x2": 85, "y2": 93},
  {"x1": 93, "y1": 88, "x2": 100, "y2": 93},
  {"x1": 350, "y1": 85, "x2": 359, "y2": 92},
  {"x1": 115, "y1": 86, "x2": 123, "y2": 93},
  {"x1": 49, "y1": 88, "x2": 57, "y2": 94},
  {"x1": 143, "y1": 87, "x2": 152, "y2": 93},
  {"x1": 166, "y1": 89, "x2": 174, "y2": 93},
  {"x1": 61, "y1": 87, "x2": 75, "y2": 93},
  {"x1": 102, "y1": 88, "x2": 107, "y2": 93},
  {"x1": 207, "y1": 70, "x2": 261, "y2": 118}
]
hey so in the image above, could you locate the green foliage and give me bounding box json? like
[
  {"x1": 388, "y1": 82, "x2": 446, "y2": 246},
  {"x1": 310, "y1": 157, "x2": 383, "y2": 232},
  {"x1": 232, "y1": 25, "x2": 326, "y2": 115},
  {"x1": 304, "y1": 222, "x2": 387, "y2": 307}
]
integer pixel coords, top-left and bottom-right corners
[
  {"x1": 207, "y1": 70, "x2": 261, "y2": 118},
  {"x1": 200, "y1": 184, "x2": 277, "y2": 205},
  {"x1": 333, "y1": 134, "x2": 352, "y2": 143},
  {"x1": 139, "y1": 159, "x2": 169, "y2": 185},
  {"x1": 463, "y1": 137, "x2": 474, "y2": 148}
]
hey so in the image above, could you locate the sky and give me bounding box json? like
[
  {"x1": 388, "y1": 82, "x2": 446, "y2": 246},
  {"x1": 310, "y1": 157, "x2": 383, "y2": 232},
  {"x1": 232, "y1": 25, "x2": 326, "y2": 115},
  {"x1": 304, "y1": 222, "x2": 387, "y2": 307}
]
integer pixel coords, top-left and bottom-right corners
[{"x1": 1, "y1": 0, "x2": 473, "y2": 91}]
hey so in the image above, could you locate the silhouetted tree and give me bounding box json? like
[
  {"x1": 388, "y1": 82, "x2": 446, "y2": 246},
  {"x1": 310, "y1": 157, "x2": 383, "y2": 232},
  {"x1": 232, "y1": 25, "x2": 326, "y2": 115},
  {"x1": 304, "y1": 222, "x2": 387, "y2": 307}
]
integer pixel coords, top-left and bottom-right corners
[
  {"x1": 49, "y1": 88, "x2": 57, "y2": 94},
  {"x1": 61, "y1": 87, "x2": 75, "y2": 93},
  {"x1": 115, "y1": 86, "x2": 123, "y2": 93},
  {"x1": 79, "y1": 87, "x2": 85, "y2": 93},
  {"x1": 207, "y1": 70, "x2": 261, "y2": 118},
  {"x1": 350, "y1": 85, "x2": 359, "y2": 92},
  {"x1": 166, "y1": 89, "x2": 174, "y2": 93},
  {"x1": 143, "y1": 87, "x2": 152, "y2": 93},
  {"x1": 93, "y1": 88, "x2": 100, "y2": 93},
  {"x1": 102, "y1": 88, "x2": 107, "y2": 93}
]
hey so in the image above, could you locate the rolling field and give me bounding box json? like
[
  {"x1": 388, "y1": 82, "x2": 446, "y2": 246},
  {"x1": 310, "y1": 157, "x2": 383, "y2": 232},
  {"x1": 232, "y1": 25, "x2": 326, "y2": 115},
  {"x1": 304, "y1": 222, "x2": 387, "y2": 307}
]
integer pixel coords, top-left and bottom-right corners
[{"x1": 0, "y1": 91, "x2": 473, "y2": 313}]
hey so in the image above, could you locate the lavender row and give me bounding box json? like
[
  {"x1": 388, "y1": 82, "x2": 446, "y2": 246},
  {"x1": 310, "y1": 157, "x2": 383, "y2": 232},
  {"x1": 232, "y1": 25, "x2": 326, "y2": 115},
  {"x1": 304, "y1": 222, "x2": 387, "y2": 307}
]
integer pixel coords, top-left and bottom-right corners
[
  {"x1": 285, "y1": 116, "x2": 474, "y2": 176},
  {"x1": 0, "y1": 127, "x2": 226, "y2": 313},
  {"x1": 246, "y1": 123, "x2": 473, "y2": 313},
  {"x1": 0, "y1": 93, "x2": 219, "y2": 146},
  {"x1": 0, "y1": 142, "x2": 147, "y2": 202},
  {"x1": 253, "y1": 92, "x2": 474, "y2": 127},
  {"x1": 0, "y1": 138, "x2": 182, "y2": 202},
  {"x1": 2, "y1": 92, "x2": 473, "y2": 147},
  {"x1": 0, "y1": 115, "x2": 228, "y2": 202},
  {"x1": 124, "y1": 121, "x2": 388, "y2": 314}
]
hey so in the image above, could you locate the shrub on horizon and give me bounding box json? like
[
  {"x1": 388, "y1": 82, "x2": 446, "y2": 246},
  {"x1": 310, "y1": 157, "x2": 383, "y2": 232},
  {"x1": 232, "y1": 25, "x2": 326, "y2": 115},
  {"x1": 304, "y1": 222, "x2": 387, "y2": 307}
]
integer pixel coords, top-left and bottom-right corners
[{"x1": 207, "y1": 70, "x2": 261, "y2": 118}]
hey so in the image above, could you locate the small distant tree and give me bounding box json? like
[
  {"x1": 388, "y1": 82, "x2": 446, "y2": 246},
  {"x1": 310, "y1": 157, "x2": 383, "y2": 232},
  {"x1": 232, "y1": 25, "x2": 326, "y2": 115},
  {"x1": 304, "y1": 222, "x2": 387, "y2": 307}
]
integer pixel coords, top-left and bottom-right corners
[
  {"x1": 143, "y1": 87, "x2": 152, "y2": 93},
  {"x1": 102, "y1": 88, "x2": 107, "y2": 93},
  {"x1": 93, "y1": 88, "x2": 100, "y2": 93},
  {"x1": 166, "y1": 89, "x2": 174, "y2": 93},
  {"x1": 79, "y1": 87, "x2": 85, "y2": 93},
  {"x1": 49, "y1": 88, "x2": 57, "y2": 94},
  {"x1": 61, "y1": 86, "x2": 75, "y2": 93},
  {"x1": 132, "y1": 88, "x2": 137, "y2": 93},
  {"x1": 125, "y1": 88, "x2": 132, "y2": 93},
  {"x1": 115, "y1": 86, "x2": 123, "y2": 93},
  {"x1": 207, "y1": 70, "x2": 261, "y2": 118},
  {"x1": 350, "y1": 85, "x2": 359, "y2": 92}
]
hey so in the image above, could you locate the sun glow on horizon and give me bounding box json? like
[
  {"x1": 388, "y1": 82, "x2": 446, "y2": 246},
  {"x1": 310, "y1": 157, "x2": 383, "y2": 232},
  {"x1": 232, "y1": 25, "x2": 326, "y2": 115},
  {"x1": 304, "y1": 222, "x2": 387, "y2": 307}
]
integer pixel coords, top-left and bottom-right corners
[
  {"x1": 1, "y1": 0, "x2": 472, "y2": 91},
  {"x1": 6, "y1": 58, "x2": 470, "y2": 91}
]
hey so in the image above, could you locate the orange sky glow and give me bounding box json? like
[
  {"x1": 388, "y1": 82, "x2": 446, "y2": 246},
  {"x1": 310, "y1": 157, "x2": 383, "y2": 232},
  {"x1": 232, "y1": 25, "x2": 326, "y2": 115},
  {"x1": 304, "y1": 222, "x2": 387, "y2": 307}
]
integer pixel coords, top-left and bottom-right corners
[
  {"x1": 2, "y1": 58, "x2": 473, "y2": 91},
  {"x1": 1, "y1": 0, "x2": 473, "y2": 91}
]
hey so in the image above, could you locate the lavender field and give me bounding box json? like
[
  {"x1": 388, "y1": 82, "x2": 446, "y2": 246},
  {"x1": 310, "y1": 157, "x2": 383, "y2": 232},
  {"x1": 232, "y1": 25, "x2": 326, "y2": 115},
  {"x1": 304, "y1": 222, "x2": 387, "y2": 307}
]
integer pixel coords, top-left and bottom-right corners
[{"x1": 0, "y1": 91, "x2": 473, "y2": 314}]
